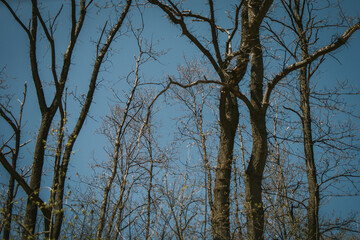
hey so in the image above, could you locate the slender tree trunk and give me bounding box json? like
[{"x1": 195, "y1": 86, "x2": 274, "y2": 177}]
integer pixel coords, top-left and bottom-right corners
[
  {"x1": 48, "y1": 103, "x2": 66, "y2": 239},
  {"x1": 2, "y1": 105, "x2": 23, "y2": 240},
  {"x1": 299, "y1": 65, "x2": 319, "y2": 240},
  {"x1": 145, "y1": 160, "x2": 154, "y2": 240},
  {"x1": 272, "y1": 111, "x2": 298, "y2": 238},
  {"x1": 3, "y1": 166, "x2": 17, "y2": 239},
  {"x1": 145, "y1": 125, "x2": 155, "y2": 240},
  {"x1": 3, "y1": 177, "x2": 15, "y2": 240},
  {"x1": 233, "y1": 131, "x2": 244, "y2": 239},
  {"x1": 292, "y1": 1, "x2": 320, "y2": 237},
  {"x1": 105, "y1": 169, "x2": 128, "y2": 239},
  {"x1": 2, "y1": 143, "x2": 21, "y2": 240},
  {"x1": 96, "y1": 121, "x2": 126, "y2": 239},
  {"x1": 105, "y1": 192, "x2": 122, "y2": 239},
  {"x1": 96, "y1": 150, "x2": 120, "y2": 239},
  {"x1": 201, "y1": 123, "x2": 214, "y2": 239},
  {"x1": 212, "y1": 88, "x2": 239, "y2": 240},
  {"x1": 22, "y1": 0, "x2": 84, "y2": 236},
  {"x1": 51, "y1": 3, "x2": 132, "y2": 239}
]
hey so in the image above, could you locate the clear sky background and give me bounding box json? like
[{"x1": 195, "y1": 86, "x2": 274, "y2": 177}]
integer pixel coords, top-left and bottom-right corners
[{"x1": 1, "y1": 0, "x2": 360, "y2": 226}]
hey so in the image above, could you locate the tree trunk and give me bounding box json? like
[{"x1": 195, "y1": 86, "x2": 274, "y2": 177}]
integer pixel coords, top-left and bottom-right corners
[
  {"x1": 3, "y1": 170, "x2": 16, "y2": 240},
  {"x1": 245, "y1": 26, "x2": 267, "y2": 239},
  {"x1": 292, "y1": 1, "x2": 320, "y2": 237},
  {"x1": 2, "y1": 120, "x2": 21, "y2": 240},
  {"x1": 245, "y1": 110, "x2": 267, "y2": 240},
  {"x1": 3, "y1": 178, "x2": 15, "y2": 240},
  {"x1": 212, "y1": 88, "x2": 239, "y2": 240},
  {"x1": 23, "y1": 113, "x2": 54, "y2": 238},
  {"x1": 299, "y1": 65, "x2": 320, "y2": 240}
]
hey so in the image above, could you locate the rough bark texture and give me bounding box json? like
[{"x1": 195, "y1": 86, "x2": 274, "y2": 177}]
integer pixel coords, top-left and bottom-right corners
[
  {"x1": 244, "y1": 15, "x2": 268, "y2": 237},
  {"x1": 213, "y1": 88, "x2": 239, "y2": 240},
  {"x1": 245, "y1": 111, "x2": 267, "y2": 240}
]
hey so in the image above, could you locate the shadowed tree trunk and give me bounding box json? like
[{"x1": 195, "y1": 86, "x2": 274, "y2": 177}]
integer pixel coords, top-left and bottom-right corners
[
  {"x1": 244, "y1": 22, "x2": 268, "y2": 239},
  {"x1": 299, "y1": 59, "x2": 320, "y2": 240},
  {"x1": 213, "y1": 88, "x2": 239, "y2": 240}
]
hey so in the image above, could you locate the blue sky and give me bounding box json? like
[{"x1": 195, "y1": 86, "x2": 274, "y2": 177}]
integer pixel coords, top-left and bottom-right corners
[{"x1": 1, "y1": 0, "x2": 360, "y2": 227}]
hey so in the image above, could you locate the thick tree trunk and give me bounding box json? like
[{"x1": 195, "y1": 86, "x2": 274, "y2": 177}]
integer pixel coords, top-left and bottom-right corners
[
  {"x1": 212, "y1": 88, "x2": 239, "y2": 240},
  {"x1": 245, "y1": 26, "x2": 267, "y2": 239},
  {"x1": 299, "y1": 66, "x2": 320, "y2": 240},
  {"x1": 245, "y1": 111, "x2": 267, "y2": 240}
]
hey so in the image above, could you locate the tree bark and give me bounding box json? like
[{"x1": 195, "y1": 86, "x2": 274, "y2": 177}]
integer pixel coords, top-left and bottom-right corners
[
  {"x1": 213, "y1": 88, "x2": 239, "y2": 240},
  {"x1": 244, "y1": 22, "x2": 268, "y2": 239},
  {"x1": 245, "y1": 110, "x2": 267, "y2": 240}
]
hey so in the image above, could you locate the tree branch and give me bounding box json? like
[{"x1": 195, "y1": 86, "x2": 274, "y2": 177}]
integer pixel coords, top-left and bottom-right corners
[
  {"x1": 208, "y1": 0, "x2": 223, "y2": 66},
  {"x1": 263, "y1": 20, "x2": 360, "y2": 108},
  {"x1": 148, "y1": 0, "x2": 223, "y2": 80}
]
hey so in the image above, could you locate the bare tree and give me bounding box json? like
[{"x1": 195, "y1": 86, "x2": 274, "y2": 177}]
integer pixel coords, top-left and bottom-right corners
[
  {"x1": 265, "y1": 1, "x2": 360, "y2": 238},
  {"x1": 274, "y1": 1, "x2": 323, "y2": 238},
  {"x1": 96, "y1": 64, "x2": 146, "y2": 239},
  {"x1": 0, "y1": 82, "x2": 27, "y2": 240},
  {"x1": 264, "y1": 92, "x2": 307, "y2": 239},
  {"x1": 0, "y1": 0, "x2": 132, "y2": 238},
  {"x1": 95, "y1": 24, "x2": 144, "y2": 240},
  {"x1": 1, "y1": 1, "x2": 359, "y2": 239},
  {"x1": 171, "y1": 59, "x2": 217, "y2": 239},
  {"x1": 147, "y1": 0, "x2": 360, "y2": 239}
]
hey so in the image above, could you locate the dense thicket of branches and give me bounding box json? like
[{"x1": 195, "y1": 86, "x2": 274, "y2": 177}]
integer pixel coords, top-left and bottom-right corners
[{"x1": 0, "y1": 0, "x2": 359, "y2": 239}]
